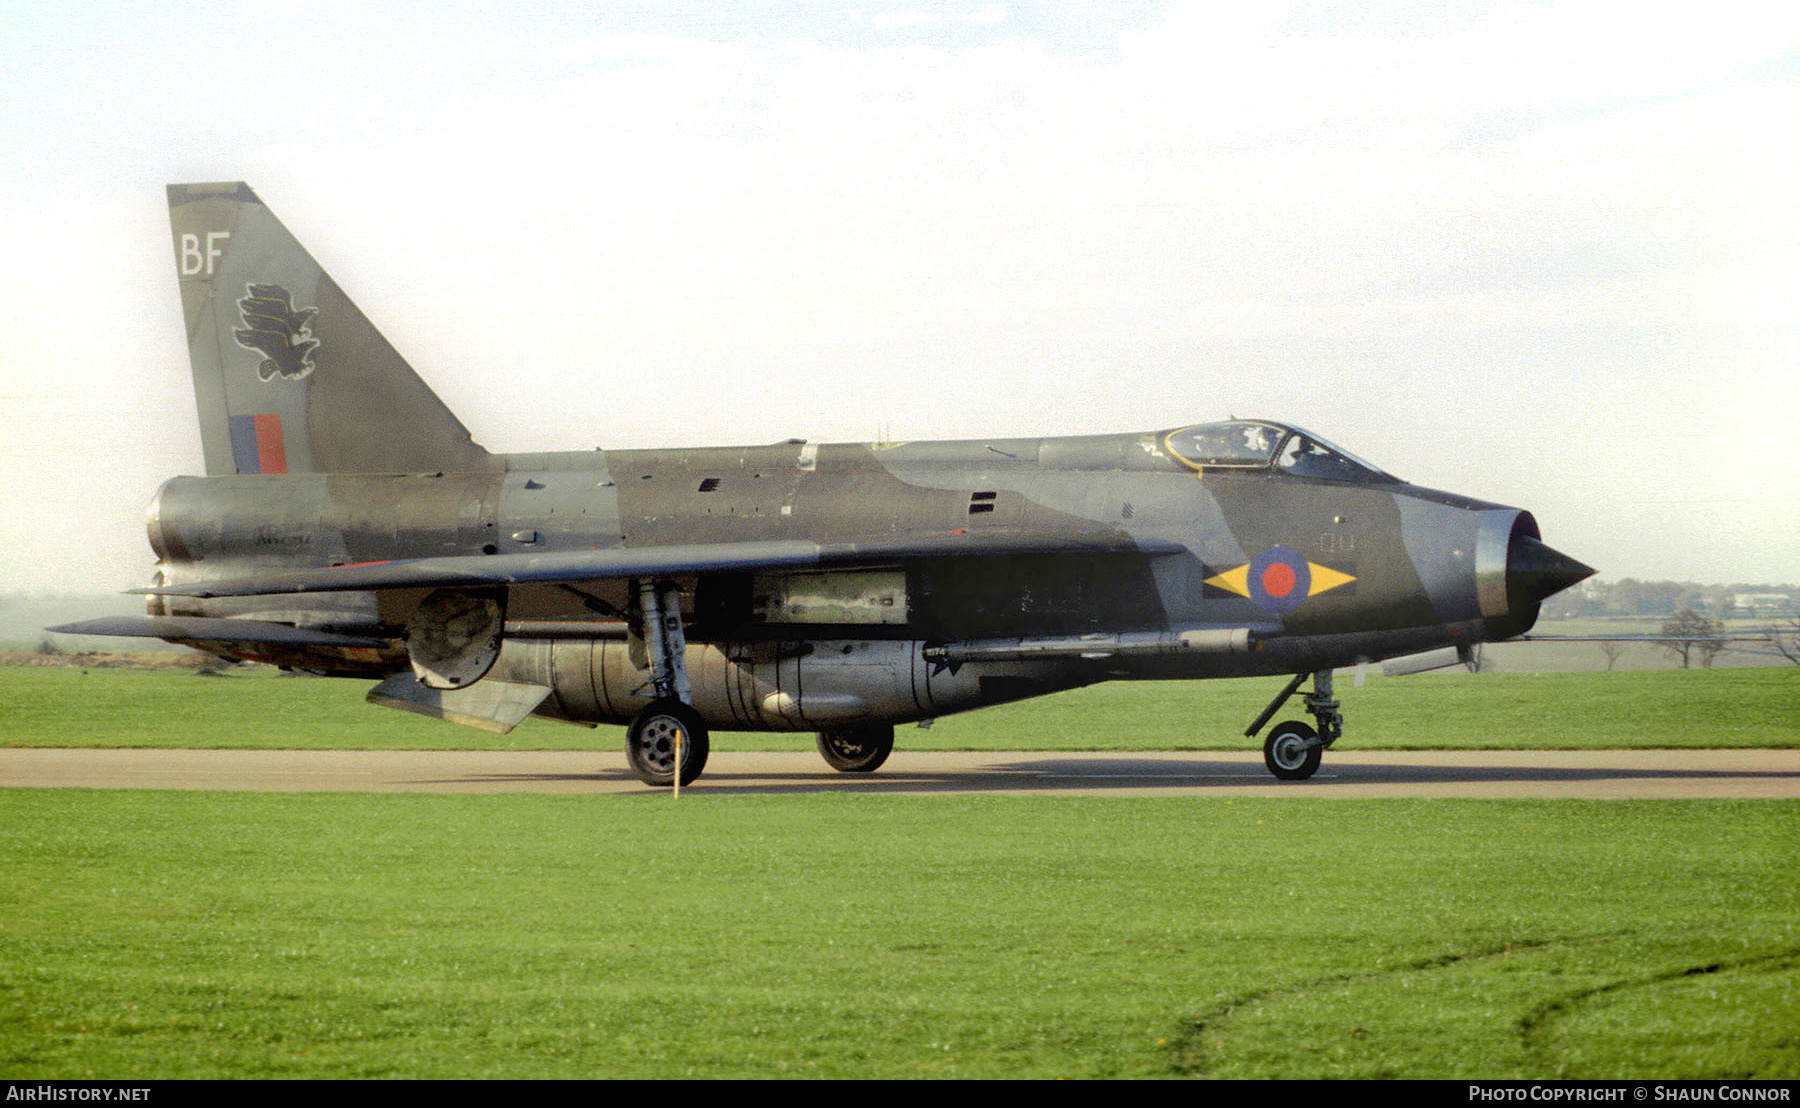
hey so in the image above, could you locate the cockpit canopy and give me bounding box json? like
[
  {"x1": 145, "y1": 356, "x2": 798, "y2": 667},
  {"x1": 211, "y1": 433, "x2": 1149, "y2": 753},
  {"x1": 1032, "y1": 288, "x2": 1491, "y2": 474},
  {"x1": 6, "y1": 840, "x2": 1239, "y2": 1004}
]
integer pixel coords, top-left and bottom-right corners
[{"x1": 1162, "y1": 421, "x2": 1399, "y2": 483}]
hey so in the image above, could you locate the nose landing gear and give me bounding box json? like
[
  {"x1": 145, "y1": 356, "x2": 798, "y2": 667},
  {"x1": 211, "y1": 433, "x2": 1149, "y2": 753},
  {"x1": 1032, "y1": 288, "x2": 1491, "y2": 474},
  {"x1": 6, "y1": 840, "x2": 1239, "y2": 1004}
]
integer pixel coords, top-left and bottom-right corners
[{"x1": 1247, "y1": 669, "x2": 1343, "y2": 781}]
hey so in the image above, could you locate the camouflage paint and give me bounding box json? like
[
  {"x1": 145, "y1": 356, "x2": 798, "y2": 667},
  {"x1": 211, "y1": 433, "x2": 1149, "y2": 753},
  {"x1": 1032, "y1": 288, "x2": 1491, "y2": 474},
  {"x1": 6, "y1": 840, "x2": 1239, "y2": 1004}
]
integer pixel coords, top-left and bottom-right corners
[{"x1": 55, "y1": 184, "x2": 1595, "y2": 777}]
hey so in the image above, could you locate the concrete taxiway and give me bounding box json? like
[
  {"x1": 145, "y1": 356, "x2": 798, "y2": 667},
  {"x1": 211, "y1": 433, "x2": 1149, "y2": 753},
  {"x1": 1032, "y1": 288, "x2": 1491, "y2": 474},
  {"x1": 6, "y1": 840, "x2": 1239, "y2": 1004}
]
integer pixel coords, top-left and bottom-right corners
[{"x1": 2, "y1": 748, "x2": 1796, "y2": 798}]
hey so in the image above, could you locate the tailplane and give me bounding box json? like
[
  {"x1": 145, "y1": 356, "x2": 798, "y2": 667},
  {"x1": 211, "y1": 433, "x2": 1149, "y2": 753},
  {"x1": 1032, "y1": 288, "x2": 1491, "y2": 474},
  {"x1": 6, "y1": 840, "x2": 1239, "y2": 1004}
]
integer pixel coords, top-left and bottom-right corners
[{"x1": 168, "y1": 183, "x2": 494, "y2": 475}]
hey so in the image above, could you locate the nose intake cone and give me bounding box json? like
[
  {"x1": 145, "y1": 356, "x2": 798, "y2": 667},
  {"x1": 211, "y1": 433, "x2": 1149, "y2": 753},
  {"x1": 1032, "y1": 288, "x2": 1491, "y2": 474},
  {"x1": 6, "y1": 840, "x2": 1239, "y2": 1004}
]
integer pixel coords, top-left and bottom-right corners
[{"x1": 1509, "y1": 535, "x2": 1595, "y2": 606}]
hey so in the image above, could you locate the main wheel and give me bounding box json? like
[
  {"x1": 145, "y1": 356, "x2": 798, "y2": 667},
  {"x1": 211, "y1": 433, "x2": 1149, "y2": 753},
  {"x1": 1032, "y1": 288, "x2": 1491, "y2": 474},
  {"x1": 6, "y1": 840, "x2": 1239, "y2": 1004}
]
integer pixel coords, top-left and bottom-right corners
[
  {"x1": 1263, "y1": 720, "x2": 1322, "y2": 781},
  {"x1": 816, "y1": 724, "x2": 895, "y2": 773},
  {"x1": 625, "y1": 699, "x2": 710, "y2": 787}
]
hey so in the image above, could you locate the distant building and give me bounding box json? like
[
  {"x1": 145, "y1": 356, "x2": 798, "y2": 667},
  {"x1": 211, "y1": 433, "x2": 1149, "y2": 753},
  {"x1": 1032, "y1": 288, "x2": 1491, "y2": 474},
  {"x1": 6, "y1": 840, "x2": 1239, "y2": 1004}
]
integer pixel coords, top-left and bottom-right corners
[{"x1": 1732, "y1": 593, "x2": 1794, "y2": 612}]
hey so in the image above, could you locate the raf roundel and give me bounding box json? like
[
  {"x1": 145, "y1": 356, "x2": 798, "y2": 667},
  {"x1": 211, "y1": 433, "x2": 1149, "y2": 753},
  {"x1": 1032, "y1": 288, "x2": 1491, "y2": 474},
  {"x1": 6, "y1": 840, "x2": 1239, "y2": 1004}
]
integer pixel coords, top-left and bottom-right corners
[{"x1": 1246, "y1": 546, "x2": 1313, "y2": 615}]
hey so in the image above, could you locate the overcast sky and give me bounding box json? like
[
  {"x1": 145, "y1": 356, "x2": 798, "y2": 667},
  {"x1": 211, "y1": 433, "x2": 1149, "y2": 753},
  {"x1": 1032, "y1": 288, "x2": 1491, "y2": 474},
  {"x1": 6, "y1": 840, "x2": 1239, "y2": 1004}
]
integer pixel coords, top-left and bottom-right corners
[{"x1": 2, "y1": 0, "x2": 1796, "y2": 596}]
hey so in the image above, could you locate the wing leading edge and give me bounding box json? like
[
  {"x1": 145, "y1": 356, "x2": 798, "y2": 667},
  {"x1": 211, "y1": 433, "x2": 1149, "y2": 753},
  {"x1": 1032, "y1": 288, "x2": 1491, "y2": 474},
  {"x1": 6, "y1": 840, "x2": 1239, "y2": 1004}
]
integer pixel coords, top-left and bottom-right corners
[{"x1": 136, "y1": 533, "x2": 1188, "y2": 599}]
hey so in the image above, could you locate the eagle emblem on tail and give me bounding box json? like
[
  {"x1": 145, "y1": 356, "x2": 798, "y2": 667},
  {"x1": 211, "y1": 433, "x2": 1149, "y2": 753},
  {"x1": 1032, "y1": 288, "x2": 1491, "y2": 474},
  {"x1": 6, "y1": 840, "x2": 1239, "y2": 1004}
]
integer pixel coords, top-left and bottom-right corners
[{"x1": 234, "y1": 284, "x2": 318, "y2": 381}]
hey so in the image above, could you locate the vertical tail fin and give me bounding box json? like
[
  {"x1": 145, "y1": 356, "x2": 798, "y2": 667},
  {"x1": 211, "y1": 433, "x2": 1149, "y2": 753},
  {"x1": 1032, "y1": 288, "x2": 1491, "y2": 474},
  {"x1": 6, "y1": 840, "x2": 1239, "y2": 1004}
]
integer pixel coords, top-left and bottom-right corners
[{"x1": 168, "y1": 183, "x2": 495, "y2": 475}]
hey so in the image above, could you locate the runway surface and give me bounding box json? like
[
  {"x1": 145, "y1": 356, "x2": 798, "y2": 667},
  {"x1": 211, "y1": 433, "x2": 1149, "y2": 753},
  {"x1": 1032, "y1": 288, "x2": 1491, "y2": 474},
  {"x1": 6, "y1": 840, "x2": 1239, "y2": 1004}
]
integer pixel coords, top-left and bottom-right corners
[{"x1": 3, "y1": 748, "x2": 1797, "y2": 798}]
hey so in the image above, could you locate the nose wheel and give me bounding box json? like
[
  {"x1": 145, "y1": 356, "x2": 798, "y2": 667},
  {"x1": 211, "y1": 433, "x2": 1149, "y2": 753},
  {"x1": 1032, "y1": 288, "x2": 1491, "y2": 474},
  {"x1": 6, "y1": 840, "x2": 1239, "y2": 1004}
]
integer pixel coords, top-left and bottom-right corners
[
  {"x1": 1262, "y1": 720, "x2": 1322, "y2": 780},
  {"x1": 1248, "y1": 670, "x2": 1342, "y2": 782}
]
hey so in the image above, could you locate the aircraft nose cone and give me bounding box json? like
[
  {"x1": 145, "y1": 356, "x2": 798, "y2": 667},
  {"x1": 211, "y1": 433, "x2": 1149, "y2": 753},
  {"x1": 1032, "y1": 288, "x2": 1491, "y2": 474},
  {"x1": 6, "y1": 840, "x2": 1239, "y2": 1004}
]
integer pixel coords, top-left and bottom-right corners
[{"x1": 1509, "y1": 534, "x2": 1595, "y2": 606}]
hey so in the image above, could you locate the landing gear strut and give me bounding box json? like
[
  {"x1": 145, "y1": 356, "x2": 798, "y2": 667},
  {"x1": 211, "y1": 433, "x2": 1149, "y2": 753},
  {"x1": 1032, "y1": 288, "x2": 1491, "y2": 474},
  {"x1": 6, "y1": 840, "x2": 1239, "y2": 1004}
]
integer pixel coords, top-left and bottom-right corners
[
  {"x1": 624, "y1": 579, "x2": 709, "y2": 787},
  {"x1": 1246, "y1": 669, "x2": 1342, "y2": 781}
]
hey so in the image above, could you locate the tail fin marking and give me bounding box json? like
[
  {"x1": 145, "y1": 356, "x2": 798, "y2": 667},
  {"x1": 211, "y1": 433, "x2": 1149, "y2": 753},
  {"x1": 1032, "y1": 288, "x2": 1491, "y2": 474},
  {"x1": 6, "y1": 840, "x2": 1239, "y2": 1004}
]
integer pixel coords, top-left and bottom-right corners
[{"x1": 167, "y1": 182, "x2": 495, "y2": 475}]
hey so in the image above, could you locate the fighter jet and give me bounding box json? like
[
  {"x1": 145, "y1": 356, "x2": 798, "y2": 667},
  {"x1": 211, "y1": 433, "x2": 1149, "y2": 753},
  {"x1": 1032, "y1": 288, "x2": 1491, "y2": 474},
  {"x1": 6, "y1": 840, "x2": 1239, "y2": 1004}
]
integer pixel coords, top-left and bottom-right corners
[{"x1": 51, "y1": 182, "x2": 1595, "y2": 786}]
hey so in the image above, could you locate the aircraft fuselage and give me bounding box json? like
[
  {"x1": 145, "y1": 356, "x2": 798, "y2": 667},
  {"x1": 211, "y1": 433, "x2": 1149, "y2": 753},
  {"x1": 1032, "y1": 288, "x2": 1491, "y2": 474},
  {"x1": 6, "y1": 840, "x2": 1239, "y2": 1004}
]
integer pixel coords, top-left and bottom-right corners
[
  {"x1": 144, "y1": 427, "x2": 1570, "y2": 734},
  {"x1": 53, "y1": 183, "x2": 1595, "y2": 785}
]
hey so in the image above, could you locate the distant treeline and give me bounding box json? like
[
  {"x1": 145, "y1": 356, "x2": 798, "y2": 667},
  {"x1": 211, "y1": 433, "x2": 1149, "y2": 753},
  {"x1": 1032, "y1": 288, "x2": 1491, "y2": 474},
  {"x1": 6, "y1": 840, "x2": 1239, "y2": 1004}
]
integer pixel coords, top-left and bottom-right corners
[{"x1": 1544, "y1": 579, "x2": 1796, "y2": 620}]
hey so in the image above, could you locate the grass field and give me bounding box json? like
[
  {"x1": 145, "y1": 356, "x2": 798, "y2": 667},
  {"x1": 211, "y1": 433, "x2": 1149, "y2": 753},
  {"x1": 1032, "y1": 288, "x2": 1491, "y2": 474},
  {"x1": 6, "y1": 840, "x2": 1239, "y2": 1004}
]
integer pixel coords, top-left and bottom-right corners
[
  {"x1": 2, "y1": 663, "x2": 1794, "y2": 752},
  {"x1": 3, "y1": 664, "x2": 1796, "y2": 1079},
  {"x1": 0, "y1": 791, "x2": 1794, "y2": 1079}
]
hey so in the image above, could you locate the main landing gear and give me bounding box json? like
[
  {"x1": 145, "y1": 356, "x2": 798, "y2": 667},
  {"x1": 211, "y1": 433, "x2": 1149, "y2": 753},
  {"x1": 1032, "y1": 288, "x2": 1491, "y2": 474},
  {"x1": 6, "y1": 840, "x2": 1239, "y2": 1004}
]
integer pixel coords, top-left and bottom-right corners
[
  {"x1": 1246, "y1": 669, "x2": 1343, "y2": 781},
  {"x1": 624, "y1": 579, "x2": 709, "y2": 787},
  {"x1": 618, "y1": 579, "x2": 906, "y2": 786},
  {"x1": 816, "y1": 724, "x2": 896, "y2": 773},
  {"x1": 626, "y1": 698, "x2": 709, "y2": 787}
]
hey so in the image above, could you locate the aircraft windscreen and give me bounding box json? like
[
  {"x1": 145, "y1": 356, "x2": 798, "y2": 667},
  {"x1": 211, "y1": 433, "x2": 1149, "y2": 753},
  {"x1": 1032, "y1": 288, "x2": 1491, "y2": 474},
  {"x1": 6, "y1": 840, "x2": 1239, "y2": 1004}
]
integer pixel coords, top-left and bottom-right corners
[
  {"x1": 1276, "y1": 428, "x2": 1399, "y2": 483},
  {"x1": 1164, "y1": 421, "x2": 1398, "y2": 482}
]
